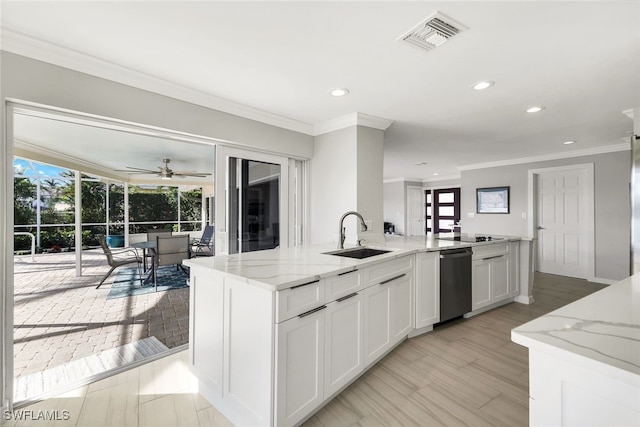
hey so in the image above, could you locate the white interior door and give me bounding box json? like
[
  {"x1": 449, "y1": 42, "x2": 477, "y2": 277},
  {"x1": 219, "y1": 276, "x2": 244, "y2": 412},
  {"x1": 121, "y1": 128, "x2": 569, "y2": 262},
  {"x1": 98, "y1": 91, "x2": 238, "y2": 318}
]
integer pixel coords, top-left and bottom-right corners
[
  {"x1": 406, "y1": 186, "x2": 425, "y2": 236},
  {"x1": 535, "y1": 166, "x2": 591, "y2": 279}
]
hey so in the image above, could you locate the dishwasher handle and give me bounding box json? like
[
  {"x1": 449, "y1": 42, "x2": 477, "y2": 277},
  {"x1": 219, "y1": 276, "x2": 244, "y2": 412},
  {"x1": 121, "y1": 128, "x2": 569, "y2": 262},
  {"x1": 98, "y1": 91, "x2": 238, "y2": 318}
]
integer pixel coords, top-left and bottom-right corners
[{"x1": 440, "y1": 250, "x2": 472, "y2": 259}]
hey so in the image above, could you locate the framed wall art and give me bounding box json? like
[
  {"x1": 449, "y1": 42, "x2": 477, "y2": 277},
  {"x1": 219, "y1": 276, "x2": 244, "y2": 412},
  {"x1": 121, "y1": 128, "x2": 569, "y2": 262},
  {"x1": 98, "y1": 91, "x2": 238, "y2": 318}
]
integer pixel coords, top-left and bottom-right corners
[{"x1": 476, "y1": 186, "x2": 510, "y2": 214}]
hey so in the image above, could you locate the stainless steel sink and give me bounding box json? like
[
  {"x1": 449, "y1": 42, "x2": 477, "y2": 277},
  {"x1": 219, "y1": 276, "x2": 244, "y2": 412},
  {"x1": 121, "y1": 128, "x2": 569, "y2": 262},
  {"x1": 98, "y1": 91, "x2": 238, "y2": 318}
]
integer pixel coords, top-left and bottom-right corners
[{"x1": 323, "y1": 247, "x2": 391, "y2": 259}]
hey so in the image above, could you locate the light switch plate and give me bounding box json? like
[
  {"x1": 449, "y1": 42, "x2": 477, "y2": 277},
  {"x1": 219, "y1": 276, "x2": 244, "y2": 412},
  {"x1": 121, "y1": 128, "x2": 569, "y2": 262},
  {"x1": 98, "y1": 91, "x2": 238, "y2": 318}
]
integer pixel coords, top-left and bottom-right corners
[{"x1": 467, "y1": 212, "x2": 475, "y2": 218}]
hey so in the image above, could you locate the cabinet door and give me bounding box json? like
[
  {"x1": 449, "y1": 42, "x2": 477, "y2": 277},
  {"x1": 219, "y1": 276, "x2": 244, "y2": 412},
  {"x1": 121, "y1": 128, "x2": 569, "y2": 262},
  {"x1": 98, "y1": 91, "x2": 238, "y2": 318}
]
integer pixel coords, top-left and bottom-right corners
[
  {"x1": 189, "y1": 269, "x2": 224, "y2": 398},
  {"x1": 324, "y1": 293, "x2": 364, "y2": 397},
  {"x1": 276, "y1": 308, "x2": 325, "y2": 427},
  {"x1": 415, "y1": 252, "x2": 439, "y2": 328},
  {"x1": 389, "y1": 273, "x2": 413, "y2": 343},
  {"x1": 509, "y1": 242, "x2": 520, "y2": 297},
  {"x1": 472, "y1": 259, "x2": 492, "y2": 310},
  {"x1": 492, "y1": 255, "x2": 510, "y2": 301},
  {"x1": 224, "y1": 277, "x2": 275, "y2": 426},
  {"x1": 363, "y1": 283, "x2": 391, "y2": 366}
]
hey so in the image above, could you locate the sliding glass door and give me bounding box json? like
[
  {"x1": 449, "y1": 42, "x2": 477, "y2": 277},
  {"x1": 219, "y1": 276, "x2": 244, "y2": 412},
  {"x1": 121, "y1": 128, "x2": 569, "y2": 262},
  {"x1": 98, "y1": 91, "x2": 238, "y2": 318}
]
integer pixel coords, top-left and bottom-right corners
[
  {"x1": 228, "y1": 158, "x2": 281, "y2": 254},
  {"x1": 215, "y1": 147, "x2": 290, "y2": 255}
]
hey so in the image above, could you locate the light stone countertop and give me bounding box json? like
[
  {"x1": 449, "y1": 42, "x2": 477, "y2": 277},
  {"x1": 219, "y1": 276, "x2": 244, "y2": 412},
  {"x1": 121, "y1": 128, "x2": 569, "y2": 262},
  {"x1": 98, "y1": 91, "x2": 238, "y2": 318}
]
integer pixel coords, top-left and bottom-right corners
[
  {"x1": 183, "y1": 233, "x2": 523, "y2": 291},
  {"x1": 512, "y1": 273, "x2": 640, "y2": 381}
]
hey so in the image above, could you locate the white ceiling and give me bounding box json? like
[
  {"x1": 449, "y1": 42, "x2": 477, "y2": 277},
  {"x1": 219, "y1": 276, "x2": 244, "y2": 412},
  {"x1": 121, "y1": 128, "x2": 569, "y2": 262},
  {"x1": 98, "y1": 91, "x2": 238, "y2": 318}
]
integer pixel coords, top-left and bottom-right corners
[
  {"x1": 2, "y1": 1, "x2": 639, "y2": 181},
  {"x1": 13, "y1": 113, "x2": 215, "y2": 185}
]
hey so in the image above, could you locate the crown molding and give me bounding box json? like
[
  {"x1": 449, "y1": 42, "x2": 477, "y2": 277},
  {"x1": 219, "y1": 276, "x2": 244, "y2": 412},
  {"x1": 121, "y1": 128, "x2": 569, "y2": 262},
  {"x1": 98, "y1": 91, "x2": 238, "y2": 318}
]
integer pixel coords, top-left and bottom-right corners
[
  {"x1": 314, "y1": 112, "x2": 393, "y2": 136},
  {"x1": 458, "y1": 143, "x2": 630, "y2": 171},
  {"x1": 1, "y1": 28, "x2": 315, "y2": 136},
  {"x1": 422, "y1": 173, "x2": 461, "y2": 183}
]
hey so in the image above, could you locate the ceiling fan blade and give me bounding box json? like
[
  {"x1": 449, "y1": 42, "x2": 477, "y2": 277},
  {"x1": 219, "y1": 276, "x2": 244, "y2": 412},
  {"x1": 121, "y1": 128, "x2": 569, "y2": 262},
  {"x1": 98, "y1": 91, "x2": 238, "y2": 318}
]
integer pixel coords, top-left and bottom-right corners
[
  {"x1": 173, "y1": 172, "x2": 212, "y2": 178},
  {"x1": 115, "y1": 167, "x2": 157, "y2": 173},
  {"x1": 114, "y1": 170, "x2": 158, "y2": 175}
]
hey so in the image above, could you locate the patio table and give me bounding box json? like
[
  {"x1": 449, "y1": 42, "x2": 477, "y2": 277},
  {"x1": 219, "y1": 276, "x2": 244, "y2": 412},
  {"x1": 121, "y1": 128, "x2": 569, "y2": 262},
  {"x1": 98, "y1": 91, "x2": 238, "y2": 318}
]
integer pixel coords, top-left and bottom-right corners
[{"x1": 131, "y1": 239, "x2": 195, "y2": 272}]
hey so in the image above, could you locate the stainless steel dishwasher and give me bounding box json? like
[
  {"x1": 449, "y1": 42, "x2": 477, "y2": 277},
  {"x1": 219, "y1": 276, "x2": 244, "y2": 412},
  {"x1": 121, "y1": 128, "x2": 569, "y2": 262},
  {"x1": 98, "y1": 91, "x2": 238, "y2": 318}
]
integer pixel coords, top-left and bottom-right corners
[{"x1": 439, "y1": 247, "x2": 472, "y2": 323}]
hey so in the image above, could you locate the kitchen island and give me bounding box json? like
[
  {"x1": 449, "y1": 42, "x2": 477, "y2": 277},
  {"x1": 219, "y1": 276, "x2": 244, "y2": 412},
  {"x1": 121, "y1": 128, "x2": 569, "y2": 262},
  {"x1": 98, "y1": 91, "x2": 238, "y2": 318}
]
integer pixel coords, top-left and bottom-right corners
[
  {"x1": 184, "y1": 235, "x2": 532, "y2": 426},
  {"x1": 511, "y1": 274, "x2": 640, "y2": 426}
]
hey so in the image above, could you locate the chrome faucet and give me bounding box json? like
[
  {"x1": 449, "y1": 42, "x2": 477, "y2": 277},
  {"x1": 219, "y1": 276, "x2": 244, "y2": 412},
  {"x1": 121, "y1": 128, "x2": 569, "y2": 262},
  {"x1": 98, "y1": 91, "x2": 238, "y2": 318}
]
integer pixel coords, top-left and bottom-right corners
[{"x1": 338, "y1": 211, "x2": 368, "y2": 249}]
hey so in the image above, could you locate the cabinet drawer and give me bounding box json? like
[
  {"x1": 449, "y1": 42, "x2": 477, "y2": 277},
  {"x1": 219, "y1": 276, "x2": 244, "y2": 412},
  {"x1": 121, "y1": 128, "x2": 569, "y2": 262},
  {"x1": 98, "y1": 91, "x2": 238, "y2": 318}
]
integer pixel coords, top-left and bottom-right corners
[
  {"x1": 276, "y1": 279, "x2": 325, "y2": 323},
  {"x1": 472, "y1": 242, "x2": 509, "y2": 260},
  {"x1": 325, "y1": 270, "x2": 362, "y2": 301},
  {"x1": 363, "y1": 255, "x2": 413, "y2": 287}
]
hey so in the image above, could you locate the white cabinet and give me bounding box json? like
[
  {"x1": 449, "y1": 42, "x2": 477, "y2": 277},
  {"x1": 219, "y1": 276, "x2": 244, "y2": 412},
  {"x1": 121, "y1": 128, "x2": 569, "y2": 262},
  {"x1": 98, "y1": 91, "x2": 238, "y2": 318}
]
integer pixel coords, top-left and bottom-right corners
[
  {"x1": 390, "y1": 273, "x2": 413, "y2": 341},
  {"x1": 471, "y1": 243, "x2": 511, "y2": 311},
  {"x1": 492, "y1": 254, "x2": 510, "y2": 301},
  {"x1": 363, "y1": 282, "x2": 392, "y2": 365},
  {"x1": 276, "y1": 307, "x2": 326, "y2": 427},
  {"x1": 188, "y1": 267, "x2": 224, "y2": 398},
  {"x1": 363, "y1": 260, "x2": 413, "y2": 367},
  {"x1": 414, "y1": 251, "x2": 439, "y2": 328},
  {"x1": 324, "y1": 292, "x2": 364, "y2": 397},
  {"x1": 472, "y1": 258, "x2": 492, "y2": 310},
  {"x1": 276, "y1": 278, "x2": 324, "y2": 322},
  {"x1": 509, "y1": 241, "x2": 520, "y2": 297},
  {"x1": 190, "y1": 253, "x2": 415, "y2": 427}
]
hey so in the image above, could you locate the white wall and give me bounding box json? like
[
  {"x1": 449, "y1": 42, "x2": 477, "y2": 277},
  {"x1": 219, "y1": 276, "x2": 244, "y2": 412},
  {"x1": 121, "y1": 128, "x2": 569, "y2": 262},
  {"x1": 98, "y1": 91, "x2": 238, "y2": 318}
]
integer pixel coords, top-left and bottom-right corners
[
  {"x1": 356, "y1": 126, "x2": 384, "y2": 238},
  {"x1": 309, "y1": 125, "x2": 385, "y2": 245},
  {"x1": 461, "y1": 150, "x2": 631, "y2": 281},
  {"x1": 310, "y1": 127, "x2": 358, "y2": 244},
  {"x1": 1, "y1": 52, "x2": 314, "y2": 159}
]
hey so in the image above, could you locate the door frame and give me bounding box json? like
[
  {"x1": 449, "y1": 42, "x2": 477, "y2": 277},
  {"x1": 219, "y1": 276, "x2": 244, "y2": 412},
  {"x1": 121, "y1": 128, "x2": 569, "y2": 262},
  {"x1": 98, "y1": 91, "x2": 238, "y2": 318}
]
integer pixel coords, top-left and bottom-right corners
[
  {"x1": 1, "y1": 102, "x2": 15, "y2": 413},
  {"x1": 527, "y1": 163, "x2": 595, "y2": 281}
]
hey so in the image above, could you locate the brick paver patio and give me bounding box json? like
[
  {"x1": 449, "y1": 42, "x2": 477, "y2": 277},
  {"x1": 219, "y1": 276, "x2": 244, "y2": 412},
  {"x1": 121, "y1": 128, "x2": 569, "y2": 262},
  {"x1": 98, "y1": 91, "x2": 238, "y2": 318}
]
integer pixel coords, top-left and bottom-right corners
[{"x1": 12, "y1": 249, "x2": 189, "y2": 383}]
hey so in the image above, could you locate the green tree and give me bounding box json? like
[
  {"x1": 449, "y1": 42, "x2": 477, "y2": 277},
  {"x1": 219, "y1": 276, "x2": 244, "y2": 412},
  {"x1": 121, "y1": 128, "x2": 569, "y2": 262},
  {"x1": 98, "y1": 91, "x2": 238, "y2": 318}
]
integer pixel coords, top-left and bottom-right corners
[{"x1": 14, "y1": 177, "x2": 36, "y2": 225}]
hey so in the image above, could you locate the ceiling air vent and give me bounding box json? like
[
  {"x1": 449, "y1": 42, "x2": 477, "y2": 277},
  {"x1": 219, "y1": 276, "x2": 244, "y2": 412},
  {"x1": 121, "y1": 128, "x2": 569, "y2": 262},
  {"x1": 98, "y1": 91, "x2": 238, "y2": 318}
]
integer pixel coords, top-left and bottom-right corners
[{"x1": 398, "y1": 11, "x2": 468, "y2": 52}]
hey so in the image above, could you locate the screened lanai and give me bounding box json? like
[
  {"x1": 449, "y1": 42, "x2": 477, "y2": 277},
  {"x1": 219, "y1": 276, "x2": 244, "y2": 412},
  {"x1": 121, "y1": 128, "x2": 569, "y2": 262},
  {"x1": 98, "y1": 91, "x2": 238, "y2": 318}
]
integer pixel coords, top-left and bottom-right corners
[{"x1": 11, "y1": 107, "x2": 216, "y2": 405}]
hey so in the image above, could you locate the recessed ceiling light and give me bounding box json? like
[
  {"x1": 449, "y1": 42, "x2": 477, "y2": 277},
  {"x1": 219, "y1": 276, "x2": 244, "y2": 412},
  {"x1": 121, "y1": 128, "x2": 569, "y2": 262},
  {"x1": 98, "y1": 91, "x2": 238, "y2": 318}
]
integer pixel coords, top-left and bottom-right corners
[
  {"x1": 563, "y1": 140, "x2": 576, "y2": 145},
  {"x1": 329, "y1": 88, "x2": 349, "y2": 97},
  {"x1": 471, "y1": 80, "x2": 494, "y2": 90},
  {"x1": 433, "y1": 172, "x2": 439, "y2": 176},
  {"x1": 526, "y1": 106, "x2": 545, "y2": 113}
]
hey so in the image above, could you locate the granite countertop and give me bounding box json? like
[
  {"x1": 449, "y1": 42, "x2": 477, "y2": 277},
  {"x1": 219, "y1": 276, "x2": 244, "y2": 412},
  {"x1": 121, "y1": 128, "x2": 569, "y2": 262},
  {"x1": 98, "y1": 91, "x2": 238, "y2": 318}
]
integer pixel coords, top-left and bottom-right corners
[
  {"x1": 184, "y1": 234, "x2": 523, "y2": 291},
  {"x1": 512, "y1": 274, "x2": 640, "y2": 380}
]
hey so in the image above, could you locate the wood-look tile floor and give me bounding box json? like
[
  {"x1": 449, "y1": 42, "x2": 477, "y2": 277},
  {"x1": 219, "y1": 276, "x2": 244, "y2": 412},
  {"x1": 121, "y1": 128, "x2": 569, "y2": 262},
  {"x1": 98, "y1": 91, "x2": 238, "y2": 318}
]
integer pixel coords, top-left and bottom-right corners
[{"x1": 8, "y1": 273, "x2": 607, "y2": 427}]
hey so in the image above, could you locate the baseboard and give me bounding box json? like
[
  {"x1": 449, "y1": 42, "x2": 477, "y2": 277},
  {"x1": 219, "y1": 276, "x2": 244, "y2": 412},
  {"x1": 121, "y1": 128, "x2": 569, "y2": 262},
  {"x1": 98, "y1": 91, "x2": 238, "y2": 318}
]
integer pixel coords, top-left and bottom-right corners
[
  {"x1": 515, "y1": 295, "x2": 535, "y2": 305},
  {"x1": 589, "y1": 276, "x2": 617, "y2": 285},
  {"x1": 408, "y1": 325, "x2": 434, "y2": 338}
]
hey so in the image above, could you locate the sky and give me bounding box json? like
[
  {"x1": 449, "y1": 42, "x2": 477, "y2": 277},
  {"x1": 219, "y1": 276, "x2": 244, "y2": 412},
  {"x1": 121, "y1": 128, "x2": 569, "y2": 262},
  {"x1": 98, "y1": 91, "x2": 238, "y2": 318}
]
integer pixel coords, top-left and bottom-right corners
[{"x1": 13, "y1": 158, "x2": 70, "y2": 182}]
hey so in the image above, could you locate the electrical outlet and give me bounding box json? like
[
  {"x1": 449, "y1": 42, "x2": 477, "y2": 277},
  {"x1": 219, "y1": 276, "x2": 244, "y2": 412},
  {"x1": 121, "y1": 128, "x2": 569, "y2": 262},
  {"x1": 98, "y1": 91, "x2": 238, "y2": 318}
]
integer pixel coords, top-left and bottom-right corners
[{"x1": 521, "y1": 212, "x2": 527, "y2": 219}]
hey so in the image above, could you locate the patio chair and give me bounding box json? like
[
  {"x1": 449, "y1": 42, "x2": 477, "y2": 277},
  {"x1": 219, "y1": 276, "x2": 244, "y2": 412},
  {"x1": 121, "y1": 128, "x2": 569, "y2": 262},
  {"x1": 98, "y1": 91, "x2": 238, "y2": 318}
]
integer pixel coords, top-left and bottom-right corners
[
  {"x1": 191, "y1": 225, "x2": 214, "y2": 257},
  {"x1": 96, "y1": 235, "x2": 143, "y2": 289},
  {"x1": 145, "y1": 229, "x2": 173, "y2": 263},
  {"x1": 152, "y1": 235, "x2": 190, "y2": 290},
  {"x1": 147, "y1": 229, "x2": 172, "y2": 241}
]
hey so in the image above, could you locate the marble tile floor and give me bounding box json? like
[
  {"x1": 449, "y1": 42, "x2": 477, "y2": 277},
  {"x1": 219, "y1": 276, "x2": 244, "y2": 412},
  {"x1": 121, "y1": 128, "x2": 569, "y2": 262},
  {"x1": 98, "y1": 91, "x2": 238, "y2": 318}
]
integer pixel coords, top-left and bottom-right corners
[
  {"x1": 13, "y1": 251, "x2": 189, "y2": 397},
  {"x1": 9, "y1": 272, "x2": 607, "y2": 426}
]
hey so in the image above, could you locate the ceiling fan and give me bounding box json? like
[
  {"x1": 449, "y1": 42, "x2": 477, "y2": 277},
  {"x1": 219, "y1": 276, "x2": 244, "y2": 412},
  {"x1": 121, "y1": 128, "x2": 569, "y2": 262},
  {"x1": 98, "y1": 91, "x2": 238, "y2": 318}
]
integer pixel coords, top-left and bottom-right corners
[{"x1": 117, "y1": 158, "x2": 211, "y2": 180}]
